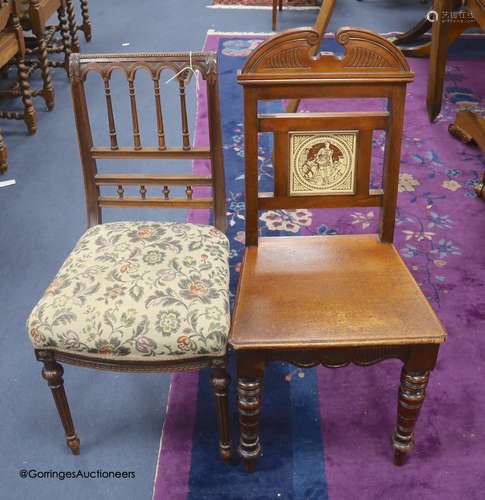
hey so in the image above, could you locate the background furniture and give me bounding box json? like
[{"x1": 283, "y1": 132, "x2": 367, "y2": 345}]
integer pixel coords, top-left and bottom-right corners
[
  {"x1": 426, "y1": 0, "x2": 484, "y2": 121},
  {"x1": 16, "y1": 0, "x2": 77, "y2": 109},
  {"x1": 449, "y1": 109, "x2": 485, "y2": 198},
  {"x1": 15, "y1": 0, "x2": 92, "y2": 110},
  {"x1": 448, "y1": 0, "x2": 485, "y2": 199},
  {"x1": 26, "y1": 51, "x2": 230, "y2": 459},
  {"x1": 233, "y1": 27, "x2": 446, "y2": 471},
  {"x1": 272, "y1": 0, "x2": 282, "y2": 31},
  {"x1": 0, "y1": 0, "x2": 37, "y2": 173}
]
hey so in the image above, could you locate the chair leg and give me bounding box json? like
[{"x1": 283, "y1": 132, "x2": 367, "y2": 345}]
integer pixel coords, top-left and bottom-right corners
[
  {"x1": 66, "y1": 0, "x2": 81, "y2": 53},
  {"x1": 0, "y1": 131, "x2": 8, "y2": 174},
  {"x1": 237, "y1": 377, "x2": 263, "y2": 472},
  {"x1": 16, "y1": 55, "x2": 37, "y2": 135},
  {"x1": 58, "y1": 3, "x2": 72, "y2": 76},
  {"x1": 392, "y1": 368, "x2": 430, "y2": 465},
  {"x1": 211, "y1": 366, "x2": 231, "y2": 461},
  {"x1": 41, "y1": 357, "x2": 80, "y2": 455},
  {"x1": 272, "y1": 0, "x2": 278, "y2": 31},
  {"x1": 79, "y1": 0, "x2": 92, "y2": 42},
  {"x1": 35, "y1": 31, "x2": 55, "y2": 111}
]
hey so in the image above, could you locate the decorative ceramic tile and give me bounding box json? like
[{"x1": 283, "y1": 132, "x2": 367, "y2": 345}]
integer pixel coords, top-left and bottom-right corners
[{"x1": 289, "y1": 131, "x2": 358, "y2": 196}]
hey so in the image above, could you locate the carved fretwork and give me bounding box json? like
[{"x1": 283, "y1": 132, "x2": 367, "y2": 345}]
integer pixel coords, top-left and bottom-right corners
[
  {"x1": 271, "y1": 346, "x2": 410, "y2": 369},
  {"x1": 344, "y1": 46, "x2": 391, "y2": 69}
]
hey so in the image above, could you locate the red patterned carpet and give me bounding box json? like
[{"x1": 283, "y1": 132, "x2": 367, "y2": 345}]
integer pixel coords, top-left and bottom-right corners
[{"x1": 212, "y1": 0, "x2": 318, "y2": 6}]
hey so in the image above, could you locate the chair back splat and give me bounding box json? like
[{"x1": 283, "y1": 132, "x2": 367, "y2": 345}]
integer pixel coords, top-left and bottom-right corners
[
  {"x1": 69, "y1": 52, "x2": 226, "y2": 232},
  {"x1": 237, "y1": 27, "x2": 414, "y2": 245}
]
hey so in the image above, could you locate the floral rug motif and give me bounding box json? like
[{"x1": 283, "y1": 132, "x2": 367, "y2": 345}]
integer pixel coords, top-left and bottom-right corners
[{"x1": 153, "y1": 33, "x2": 485, "y2": 500}]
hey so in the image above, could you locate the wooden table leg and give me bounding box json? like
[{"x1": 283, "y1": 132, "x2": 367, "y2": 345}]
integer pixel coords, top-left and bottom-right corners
[
  {"x1": 272, "y1": 0, "x2": 278, "y2": 31},
  {"x1": 391, "y1": 345, "x2": 439, "y2": 465},
  {"x1": 236, "y1": 351, "x2": 266, "y2": 472},
  {"x1": 427, "y1": 0, "x2": 453, "y2": 122},
  {"x1": 397, "y1": 18, "x2": 475, "y2": 58},
  {"x1": 392, "y1": 17, "x2": 431, "y2": 46}
]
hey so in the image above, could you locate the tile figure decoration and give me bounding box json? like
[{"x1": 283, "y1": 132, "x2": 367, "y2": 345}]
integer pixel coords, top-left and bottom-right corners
[{"x1": 289, "y1": 131, "x2": 358, "y2": 196}]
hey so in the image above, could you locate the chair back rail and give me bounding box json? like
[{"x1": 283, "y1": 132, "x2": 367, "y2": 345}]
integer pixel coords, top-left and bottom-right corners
[
  {"x1": 238, "y1": 27, "x2": 414, "y2": 246},
  {"x1": 69, "y1": 52, "x2": 226, "y2": 232}
]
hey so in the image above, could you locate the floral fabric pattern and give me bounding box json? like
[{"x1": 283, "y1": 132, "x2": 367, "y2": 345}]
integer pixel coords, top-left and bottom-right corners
[{"x1": 27, "y1": 222, "x2": 230, "y2": 360}]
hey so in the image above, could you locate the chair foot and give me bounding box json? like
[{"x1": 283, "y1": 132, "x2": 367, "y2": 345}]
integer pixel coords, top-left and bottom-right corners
[
  {"x1": 67, "y1": 435, "x2": 81, "y2": 455},
  {"x1": 39, "y1": 351, "x2": 80, "y2": 455},
  {"x1": 45, "y1": 90, "x2": 55, "y2": 111},
  {"x1": 393, "y1": 448, "x2": 407, "y2": 466},
  {"x1": 219, "y1": 444, "x2": 231, "y2": 463},
  {"x1": 243, "y1": 459, "x2": 257, "y2": 473}
]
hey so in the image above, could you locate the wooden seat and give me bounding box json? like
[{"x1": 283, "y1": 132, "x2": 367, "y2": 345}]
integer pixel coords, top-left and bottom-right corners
[
  {"x1": 232, "y1": 27, "x2": 447, "y2": 472},
  {"x1": 232, "y1": 234, "x2": 446, "y2": 350}
]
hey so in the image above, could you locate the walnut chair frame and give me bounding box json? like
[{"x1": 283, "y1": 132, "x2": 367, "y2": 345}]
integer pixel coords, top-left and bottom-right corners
[
  {"x1": 232, "y1": 27, "x2": 447, "y2": 471},
  {"x1": 32, "y1": 51, "x2": 230, "y2": 460},
  {"x1": 0, "y1": 0, "x2": 37, "y2": 173}
]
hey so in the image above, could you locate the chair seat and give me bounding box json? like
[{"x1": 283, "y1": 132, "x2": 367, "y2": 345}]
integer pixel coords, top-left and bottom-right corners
[
  {"x1": 28, "y1": 222, "x2": 230, "y2": 361},
  {"x1": 230, "y1": 234, "x2": 446, "y2": 350}
]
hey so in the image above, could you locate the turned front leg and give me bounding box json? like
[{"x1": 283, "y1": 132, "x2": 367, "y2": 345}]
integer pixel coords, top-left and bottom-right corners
[
  {"x1": 237, "y1": 377, "x2": 263, "y2": 472},
  {"x1": 210, "y1": 366, "x2": 231, "y2": 462},
  {"x1": 392, "y1": 368, "x2": 430, "y2": 465},
  {"x1": 41, "y1": 358, "x2": 80, "y2": 455}
]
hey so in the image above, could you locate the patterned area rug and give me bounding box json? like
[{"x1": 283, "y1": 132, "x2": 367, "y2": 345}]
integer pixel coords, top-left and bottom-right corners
[
  {"x1": 212, "y1": 0, "x2": 318, "y2": 7},
  {"x1": 153, "y1": 32, "x2": 485, "y2": 499}
]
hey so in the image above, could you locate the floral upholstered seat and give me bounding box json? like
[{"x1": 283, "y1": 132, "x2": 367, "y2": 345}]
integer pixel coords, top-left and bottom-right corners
[{"x1": 28, "y1": 222, "x2": 230, "y2": 361}]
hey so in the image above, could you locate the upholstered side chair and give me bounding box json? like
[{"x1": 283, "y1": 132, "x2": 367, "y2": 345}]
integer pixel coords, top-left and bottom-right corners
[
  {"x1": 232, "y1": 27, "x2": 447, "y2": 471},
  {"x1": 26, "y1": 52, "x2": 231, "y2": 461}
]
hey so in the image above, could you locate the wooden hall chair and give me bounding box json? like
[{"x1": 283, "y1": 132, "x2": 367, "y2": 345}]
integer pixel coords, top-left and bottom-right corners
[
  {"x1": 26, "y1": 52, "x2": 231, "y2": 460},
  {"x1": 232, "y1": 27, "x2": 447, "y2": 471}
]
